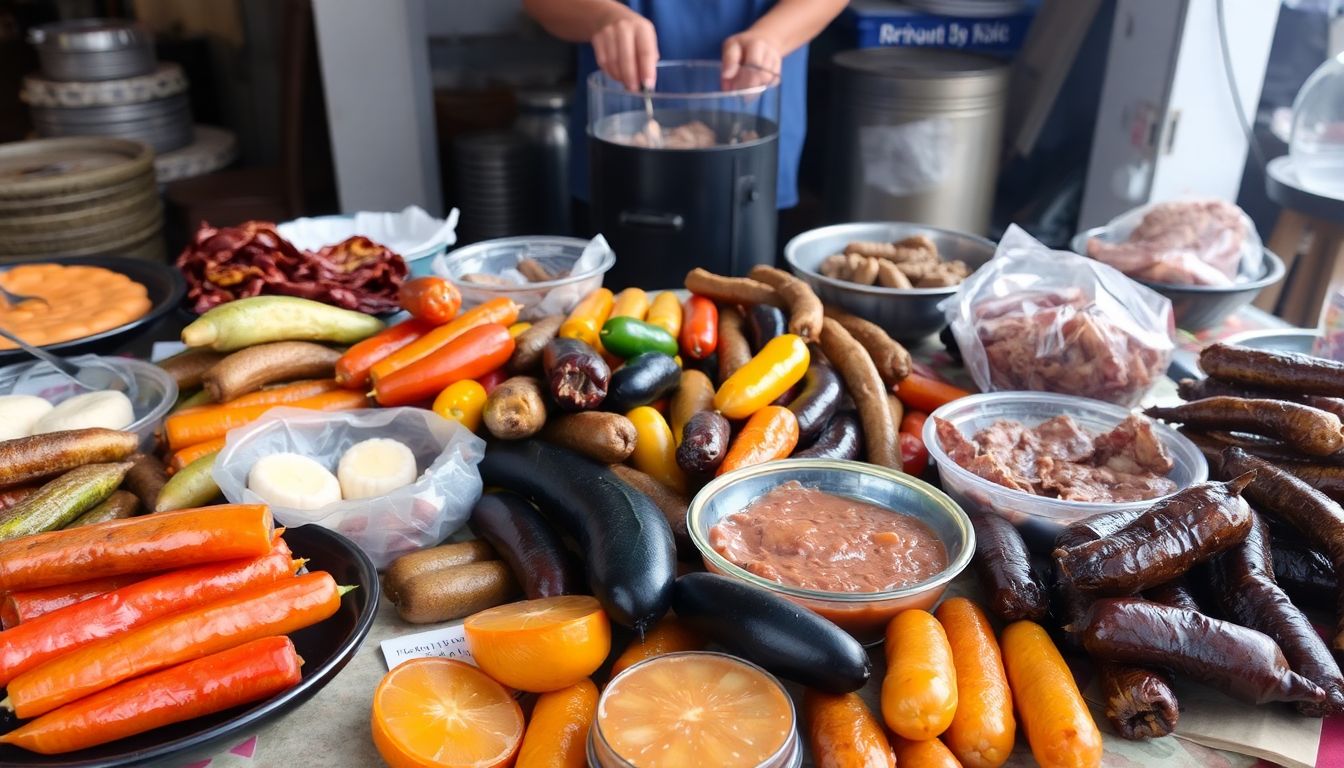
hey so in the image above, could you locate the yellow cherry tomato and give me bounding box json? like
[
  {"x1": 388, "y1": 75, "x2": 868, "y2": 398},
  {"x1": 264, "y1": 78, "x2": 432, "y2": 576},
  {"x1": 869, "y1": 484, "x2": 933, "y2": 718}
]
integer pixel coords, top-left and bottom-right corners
[
  {"x1": 626, "y1": 406, "x2": 687, "y2": 493},
  {"x1": 645, "y1": 291, "x2": 683, "y2": 338},
  {"x1": 432, "y1": 379, "x2": 487, "y2": 433},
  {"x1": 714, "y1": 334, "x2": 810, "y2": 420},
  {"x1": 609, "y1": 288, "x2": 650, "y2": 321},
  {"x1": 507, "y1": 322, "x2": 532, "y2": 338}
]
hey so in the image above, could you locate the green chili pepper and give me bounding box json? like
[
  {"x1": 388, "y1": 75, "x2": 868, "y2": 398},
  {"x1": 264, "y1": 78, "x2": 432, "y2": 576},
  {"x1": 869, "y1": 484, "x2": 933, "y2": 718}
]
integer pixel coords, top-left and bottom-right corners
[{"x1": 600, "y1": 316, "x2": 679, "y2": 359}]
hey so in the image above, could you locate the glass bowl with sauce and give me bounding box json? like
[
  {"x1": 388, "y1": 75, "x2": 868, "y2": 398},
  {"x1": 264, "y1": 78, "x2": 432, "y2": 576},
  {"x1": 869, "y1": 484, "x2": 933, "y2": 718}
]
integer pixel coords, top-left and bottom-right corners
[
  {"x1": 688, "y1": 458, "x2": 974, "y2": 645},
  {"x1": 588, "y1": 651, "x2": 802, "y2": 768}
]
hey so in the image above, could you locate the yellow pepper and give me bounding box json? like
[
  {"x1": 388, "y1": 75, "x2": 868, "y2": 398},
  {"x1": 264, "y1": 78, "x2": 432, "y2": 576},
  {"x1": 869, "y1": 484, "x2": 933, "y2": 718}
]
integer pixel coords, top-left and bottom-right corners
[
  {"x1": 714, "y1": 334, "x2": 810, "y2": 420},
  {"x1": 645, "y1": 291, "x2": 683, "y2": 339},
  {"x1": 560, "y1": 288, "x2": 614, "y2": 350},
  {"x1": 626, "y1": 406, "x2": 687, "y2": 493},
  {"x1": 432, "y1": 379, "x2": 487, "y2": 433},
  {"x1": 507, "y1": 322, "x2": 531, "y2": 338},
  {"x1": 609, "y1": 288, "x2": 650, "y2": 321}
]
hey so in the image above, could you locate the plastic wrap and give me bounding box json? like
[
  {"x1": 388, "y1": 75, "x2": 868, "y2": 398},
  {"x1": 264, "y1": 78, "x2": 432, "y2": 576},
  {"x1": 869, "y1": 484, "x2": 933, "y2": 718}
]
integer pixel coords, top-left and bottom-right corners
[
  {"x1": 946, "y1": 225, "x2": 1174, "y2": 407},
  {"x1": 213, "y1": 407, "x2": 485, "y2": 569},
  {"x1": 1085, "y1": 199, "x2": 1263, "y2": 286}
]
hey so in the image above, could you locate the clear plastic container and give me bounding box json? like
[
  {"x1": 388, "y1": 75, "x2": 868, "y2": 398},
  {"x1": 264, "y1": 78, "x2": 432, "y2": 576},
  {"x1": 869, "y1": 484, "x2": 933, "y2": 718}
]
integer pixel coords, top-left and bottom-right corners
[
  {"x1": 1291, "y1": 52, "x2": 1344, "y2": 199},
  {"x1": 0, "y1": 354, "x2": 176, "y2": 449},
  {"x1": 431, "y1": 236, "x2": 614, "y2": 321},
  {"x1": 588, "y1": 652, "x2": 802, "y2": 768},
  {"x1": 688, "y1": 458, "x2": 973, "y2": 645},
  {"x1": 924, "y1": 391, "x2": 1208, "y2": 550}
]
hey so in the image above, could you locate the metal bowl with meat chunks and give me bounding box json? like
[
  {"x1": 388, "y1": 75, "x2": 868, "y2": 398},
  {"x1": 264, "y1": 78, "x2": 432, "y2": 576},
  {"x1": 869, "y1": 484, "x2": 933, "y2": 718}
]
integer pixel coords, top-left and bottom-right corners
[{"x1": 925, "y1": 391, "x2": 1208, "y2": 550}]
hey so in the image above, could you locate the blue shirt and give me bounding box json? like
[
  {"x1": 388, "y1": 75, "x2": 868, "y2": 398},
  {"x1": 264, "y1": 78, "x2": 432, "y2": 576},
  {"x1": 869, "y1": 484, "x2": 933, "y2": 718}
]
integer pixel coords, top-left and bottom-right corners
[{"x1": 570, "y1": 0, "x2": 807, "y2": 208}]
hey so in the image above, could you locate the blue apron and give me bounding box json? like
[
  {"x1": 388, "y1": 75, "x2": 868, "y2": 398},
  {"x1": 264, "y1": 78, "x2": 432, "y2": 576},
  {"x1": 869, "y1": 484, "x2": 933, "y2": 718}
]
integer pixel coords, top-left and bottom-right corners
[{"x1": 570, "y1": 0, "x2": 806, "y2": 208}]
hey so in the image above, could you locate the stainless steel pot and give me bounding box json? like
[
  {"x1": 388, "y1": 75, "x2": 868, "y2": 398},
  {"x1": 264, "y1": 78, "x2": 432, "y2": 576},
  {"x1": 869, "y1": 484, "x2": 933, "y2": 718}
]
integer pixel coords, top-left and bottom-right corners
[{"x1": 28, "y1": 19, "x2": 155, "y2": 82}]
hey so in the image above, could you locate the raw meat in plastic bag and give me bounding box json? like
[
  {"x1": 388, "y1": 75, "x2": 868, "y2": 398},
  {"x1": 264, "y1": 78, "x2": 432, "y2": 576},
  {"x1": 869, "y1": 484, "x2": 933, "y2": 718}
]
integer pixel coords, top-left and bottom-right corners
[
  {"x1": 945, "y1": 225, "x2": 1175, "y2": 407},
  {"x1": 1084, "y1": 199, "x2": 1263, "y2": 286},
  {"x1": 212, "y1": 407, "x2": 485, "y2": 569}
]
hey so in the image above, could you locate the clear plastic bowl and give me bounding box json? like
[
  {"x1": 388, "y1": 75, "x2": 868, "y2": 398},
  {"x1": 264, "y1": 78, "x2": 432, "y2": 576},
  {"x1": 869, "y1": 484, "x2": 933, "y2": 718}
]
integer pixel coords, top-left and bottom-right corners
[
  {"x1": 924, "y1": 391, "x2": 1208, "y2": 550},
  {"x1": 431, "y1": 236, "x2": 615, "y2": 322},
  {"x1": 0, "y1": 354, "x2": 177, "y2": 449},
  {"x1": 688, "y1": 458, "x2": 974, "y2": 645}
]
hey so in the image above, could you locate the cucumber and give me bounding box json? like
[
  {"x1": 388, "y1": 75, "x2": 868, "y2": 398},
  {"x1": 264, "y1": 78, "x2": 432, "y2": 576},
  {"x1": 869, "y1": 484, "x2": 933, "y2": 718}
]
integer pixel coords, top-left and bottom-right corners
[
  {"x1": 0, "y1": 462, "x2": 133, "y2": 540},
  {"x1": 66, "y1": 490, "x2": 141, "y2": 528},
  {"x1": 155, "y1": 453, "x2": 221, "y2": 513},
  {"x1": 605, "y1": 352, "x2": 680, "y2": 413},
  {"x1": 672, "y1": 572, "x2": 871, "y2": 694},
  {"x1": 478, "y1": 440, "x2": 675, "y2": 631},
  {"x1": 181, "y1": 296, "x2": 385, "y2": 351}
]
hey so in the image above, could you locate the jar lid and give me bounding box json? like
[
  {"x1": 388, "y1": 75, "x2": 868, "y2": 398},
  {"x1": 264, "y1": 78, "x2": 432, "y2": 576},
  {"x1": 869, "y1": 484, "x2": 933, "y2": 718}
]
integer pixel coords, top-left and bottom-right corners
[
  {"x1": 28, "y1": 19, "x2": 152, "y2": 52},
  {"x1": 832, "y1": 48, "x2": 1008, "y2": 100}
]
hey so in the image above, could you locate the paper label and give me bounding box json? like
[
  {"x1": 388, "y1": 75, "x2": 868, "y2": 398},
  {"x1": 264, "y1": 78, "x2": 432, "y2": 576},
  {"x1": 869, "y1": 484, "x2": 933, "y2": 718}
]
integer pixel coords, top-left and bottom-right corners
[{"x1": 380, "y1": 623, "x2": 475, "y2": 670}]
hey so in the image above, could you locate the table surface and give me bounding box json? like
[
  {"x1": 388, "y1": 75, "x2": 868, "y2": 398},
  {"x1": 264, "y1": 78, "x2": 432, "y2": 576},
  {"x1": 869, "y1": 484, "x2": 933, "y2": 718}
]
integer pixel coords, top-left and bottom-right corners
[{"x1": 127, "y1": 306, "x2": 1293, "y2": 768}]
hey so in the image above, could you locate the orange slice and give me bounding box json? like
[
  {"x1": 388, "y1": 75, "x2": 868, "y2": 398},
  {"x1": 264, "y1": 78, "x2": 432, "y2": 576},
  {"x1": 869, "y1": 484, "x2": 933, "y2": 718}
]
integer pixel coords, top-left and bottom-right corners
[
  {"x1": 371, "y1": 657, "x2": 524, "y2": 768},
  {"x1": 594, "y1": 652, "x2": 796, "y2": 767},
  {"x1": 463, "y1": 595, "x2": 611, "y2": 693}
]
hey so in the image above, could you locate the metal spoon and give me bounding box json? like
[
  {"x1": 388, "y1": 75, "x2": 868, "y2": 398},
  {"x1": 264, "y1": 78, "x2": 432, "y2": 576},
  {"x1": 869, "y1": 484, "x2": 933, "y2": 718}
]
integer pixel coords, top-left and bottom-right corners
[
  {"x1": 0, "y1": 326, "x2": 133, "y2": 394},
  {"x1": 0, "y1": 287, "x2": 48, "y2": 308},
  {"x1": 641, "y1": 87, "x2": 663, "y2": 148}
]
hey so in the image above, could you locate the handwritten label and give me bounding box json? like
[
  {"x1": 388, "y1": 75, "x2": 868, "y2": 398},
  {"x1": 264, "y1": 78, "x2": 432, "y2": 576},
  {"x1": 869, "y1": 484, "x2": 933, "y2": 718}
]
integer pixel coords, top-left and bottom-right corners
[{"x1": 380, "y1": 623, "x2": 476, "y2": 670}]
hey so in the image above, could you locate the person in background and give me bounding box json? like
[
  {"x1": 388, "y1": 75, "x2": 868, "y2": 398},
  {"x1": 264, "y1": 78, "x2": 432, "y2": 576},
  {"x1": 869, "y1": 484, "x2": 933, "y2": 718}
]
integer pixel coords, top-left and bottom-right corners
[{"x1": 522, "y1": 0, "x2": 849, "y2": 229}]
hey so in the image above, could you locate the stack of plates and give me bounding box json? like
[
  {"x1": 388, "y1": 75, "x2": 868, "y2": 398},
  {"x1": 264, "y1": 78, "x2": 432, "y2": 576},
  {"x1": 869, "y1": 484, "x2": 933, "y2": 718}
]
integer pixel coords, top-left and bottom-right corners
[
  {"x1": 0, "y1": 137, "x2": 164, "y2": 261},
  {"x1": 452, "y1": 132, "x2": 538, "y2": 244},
  {"x1": 22, "y1": 62, "x2": 194, "y2": 154}
]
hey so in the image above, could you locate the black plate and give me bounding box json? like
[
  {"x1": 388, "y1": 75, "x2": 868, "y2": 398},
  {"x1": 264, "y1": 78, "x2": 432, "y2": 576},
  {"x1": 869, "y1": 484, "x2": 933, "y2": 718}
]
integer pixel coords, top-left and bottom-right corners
[
  {"x1": 0, "y1": 256, "x2": 184, "y2": 364},
  {"x1": 0, "y1": 524, "x2": 380, "y2": 767}
]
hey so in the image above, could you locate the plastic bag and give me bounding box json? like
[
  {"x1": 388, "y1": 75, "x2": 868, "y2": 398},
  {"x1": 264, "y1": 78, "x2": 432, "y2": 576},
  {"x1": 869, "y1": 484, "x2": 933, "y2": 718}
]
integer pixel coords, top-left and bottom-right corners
[
  {"x1": 946, "y1": 225, "x2": 1175, "y2": 407},
  {"x1": 1083, "y1": 199, "x2": 1263, "y2": 287},
  {"x1": 213, "y1": 407, "x2": 485, "y2": 569}
]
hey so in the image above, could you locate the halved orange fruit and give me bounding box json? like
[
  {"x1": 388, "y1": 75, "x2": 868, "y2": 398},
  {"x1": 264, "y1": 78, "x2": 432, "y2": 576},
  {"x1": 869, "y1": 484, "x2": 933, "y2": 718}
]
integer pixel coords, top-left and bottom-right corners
[
  {"x1": 371, "y1": 657, "x2": 524, "y2": 768},
  {"x1": 463, "y1": 595, "x2": 611, "y2": 693}
]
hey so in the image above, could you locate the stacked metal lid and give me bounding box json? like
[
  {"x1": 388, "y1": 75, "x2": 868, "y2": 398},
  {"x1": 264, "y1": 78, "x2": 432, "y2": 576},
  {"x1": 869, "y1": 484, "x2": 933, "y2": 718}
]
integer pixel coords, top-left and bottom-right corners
[
  {"x1": 0, "y1": 137, "x2": 164, "y2": 261},
  {"x1": 22, "y1": 20, "x2": 193, "y2": 154}
]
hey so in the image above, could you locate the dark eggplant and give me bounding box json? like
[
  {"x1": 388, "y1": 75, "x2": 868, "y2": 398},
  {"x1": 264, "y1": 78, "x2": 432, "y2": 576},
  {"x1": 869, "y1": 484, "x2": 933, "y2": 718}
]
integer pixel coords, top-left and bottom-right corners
[
  {"x1": 792, "y1": 411, "x2": 861, "y2": 460},
  {"x1": 468, "y1": 490, "x2": 583, "y2": 599},
  {"x1": 676, "y1": 411, "x2": 730, "y2": 474},
  {"x1": 787, "y1": 361, "x2": 843, "y2": 445},
  {"x1": 606, "y1": 352, "x2": 681, "y2": 413},
  {"x1": 542, "y1": 337, "x2": 610, "y2": 412},
  {"x1": 746, "y1": 304, "x2": 788, "y2": 353},
  {"x1": 672, "y1": 572, "x2": 871, "y2": 693},
  {"x1": 478, "y1": 440, "x2": 676, "y2": 630}
]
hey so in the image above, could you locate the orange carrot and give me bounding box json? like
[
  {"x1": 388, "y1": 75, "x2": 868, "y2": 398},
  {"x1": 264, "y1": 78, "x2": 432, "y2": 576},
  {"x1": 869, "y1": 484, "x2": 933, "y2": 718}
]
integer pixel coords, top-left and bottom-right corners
[
  {"x1": 892, "y1": 736, "x2": 963, "y2": 768},
  {"x1": 1001, "y1": 621, "x2": 1102, "y2": 768},
  {"x1": 610, "y1": 616, "x2": 702, "y2": 677},
  {"x1": 0, "y1": 636, "x2": 303, "y2": 754},
  {"x1": 222, "y1": 378, "x2": 339, "y2": 408},
  {"x1": 0, "y1": 504, "x2": 273, "y2": 592},
  {"x1": 0, "y1": 537, "x2": 295, "y2": 686},
  {"x1": 935, "y1": 598, "x2": 1015, "y2": 768},
  {"x1": 4, "y1": 570, "x2": 344, "y2": 719},
  {"x1": 882, "y1": 609, "x2": 957, "y2": 741},
  {"x1": 0, "y1": 575, "x2": 143, "y2": 629},
  {"x1": 515, "y1": 679, "x2": 598, "y2": 768},
  {"x1": 370, "y1": 297, "x2": 521, "y2": 383},
  {"x1": 717, "y1": 405, "x2": 799, "y2": 476},
  {"x1": 336, "y1": 319, "x2": 435, "y2": 389},
  {"x1": 895, "y1": 373, "x2": 971, "y2": 413},
  {"x1": 164, "y1": 389, "x2": 368, "y2": 451},
  {"x1": 169, "y1": 437, "x2": 226, "y2": 472},
  {"x1": 804, "y1": 690, "x2": 896, "y2": 768}
]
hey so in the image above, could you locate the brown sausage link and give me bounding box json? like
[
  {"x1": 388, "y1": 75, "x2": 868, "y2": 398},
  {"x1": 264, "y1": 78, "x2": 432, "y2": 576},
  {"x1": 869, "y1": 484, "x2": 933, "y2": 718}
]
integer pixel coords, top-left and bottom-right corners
[
  {"x1": 1142, "y1": 579, "x2": 1201, "y2": 614},
  {"x1": 507, "y1": 315, "x2": 565, "y2": 375},
  {"x1": 668, "y1": 369, "x2": 715, "y2": 444},
  {"x1": 1211, "y1": 511, "x2": 1344, "y2": 715},
  {"x1": 1146, "y1": 397, "x2": 1344, "y2": 457},
  {"x1": 675, "y1": 411, "x2": 730, "y2": 474},
  {"x1": 1079, "y1": 598, "x2": 1326, "y2": 705},
  {"x1": 1100, "y1": 661, "x2": 1180, "y2": 740},
  {"x1": 683, "y1": 268, "x2": 783, "y2": 308},
  {"x1": 1280, "y1": 463, "x2": 1344, "y2": 501},
  {"x1": 818, "y1": 318, "x2": 899, "y2": 470},
  {"x1": 716, "y1": 307, "x2": 753, "y2": 384},
  {"x1": 542, "y1": 338, "x2": 610, "y2": 412},
  {"x1": 822, "y1": 304, "x2": 912, "y2": 386},
  {"x1": 1054, "y1": 476, "x2": 1254, "y2": 594},
  {"x1": 1272, "y1": 537, "x2": 1337, "y2": 611},
  {"x1": 747, "y1": 265, "x2": 824, "y2": 340},
  {"x1": 1182, "y1": 428, "x2": 1344, "y2": 468},
  {"x1": 969, "y1": 512, "x2": 1048, "y2": 622},
  {"x1": 1178, "y1": 377, "x2": 1344, "y2": 421},
  {"x1": 1200, "y1": 343, "x2": 1344, "y2": 397}
]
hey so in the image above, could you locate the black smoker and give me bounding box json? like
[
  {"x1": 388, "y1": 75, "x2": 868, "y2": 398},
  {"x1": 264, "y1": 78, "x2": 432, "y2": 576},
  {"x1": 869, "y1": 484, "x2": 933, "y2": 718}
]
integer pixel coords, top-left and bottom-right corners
[{"x1": 588, "y1": 61, "x2": 780, "y2": 289}]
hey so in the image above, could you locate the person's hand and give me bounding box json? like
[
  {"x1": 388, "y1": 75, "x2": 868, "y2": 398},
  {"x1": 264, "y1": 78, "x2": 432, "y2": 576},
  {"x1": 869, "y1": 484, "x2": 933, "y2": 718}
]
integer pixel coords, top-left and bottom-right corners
[
  {"x1": 592, "y1": 7, "x2": 659, "y2": 92},
  {"x1": 721, "y1": 30, "x2": 782, "y2": 90}
]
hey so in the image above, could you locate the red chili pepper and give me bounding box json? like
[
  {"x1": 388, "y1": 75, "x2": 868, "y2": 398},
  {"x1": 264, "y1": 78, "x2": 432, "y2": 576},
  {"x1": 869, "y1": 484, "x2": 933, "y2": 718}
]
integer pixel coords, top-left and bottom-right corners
[
  {"x1": 900, "y1": 410, "x2": 928, "y2": 438},
  {"x1": 476, "y1": 367, "x2": 509, "y2": 394},
  {"x1": 0, "y1": 537, "x2": 295, "y2": 686},
  {"x1": 399, "y1": 276, "x2": 462, "y2": 324},
  {"x1": 900, "y1": 432, "x2": 929, "y2": 476},
  {"x1": 679, "y1": 295, "x2": 718, "y2": 361},
  {"x1": 372, "y1": 323, "x2": 515, "y2": 407},
  {"x1": 335, "y1": 319, "x2": 435, "y2": 390},
  {"x1": 0, "y1": 636, "x2": 303, "y2": 755},
  {"x1": 5, "y1": 570, "x2": 346, "y2": 719},
  {"x1": 896, "y1": 373, "x2": 971, "y2": 413}
]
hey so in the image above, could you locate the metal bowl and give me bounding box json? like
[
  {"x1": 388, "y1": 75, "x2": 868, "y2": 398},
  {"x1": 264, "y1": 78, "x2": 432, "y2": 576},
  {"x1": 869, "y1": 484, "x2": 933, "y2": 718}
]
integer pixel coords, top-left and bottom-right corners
[
  {"x1": 688, "y1": 458, "x2": 974, "y2": 644},
  {"x1": 784, "y1": 222, "x2": 995, "y2": 341},
  {"x1": 1071, "y1": 228, "x2": 1286, "y2": 332}
]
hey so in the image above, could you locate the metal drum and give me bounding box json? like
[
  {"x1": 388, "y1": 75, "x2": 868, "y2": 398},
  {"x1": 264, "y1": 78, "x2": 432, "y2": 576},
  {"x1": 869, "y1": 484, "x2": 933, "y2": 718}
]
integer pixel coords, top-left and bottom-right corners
[
  {"x1": 27, "y1": 19, "x2": 155, "y2": 82},
  {"x1": 589, "y1": 61, "x2": 780, "y2": 290},
  {"x1": 515, "y1": 89, "x2": 572, "y2": 236},
  {"x1": 825, "y1": 49, "x2": 1008, "y2": 235}
]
